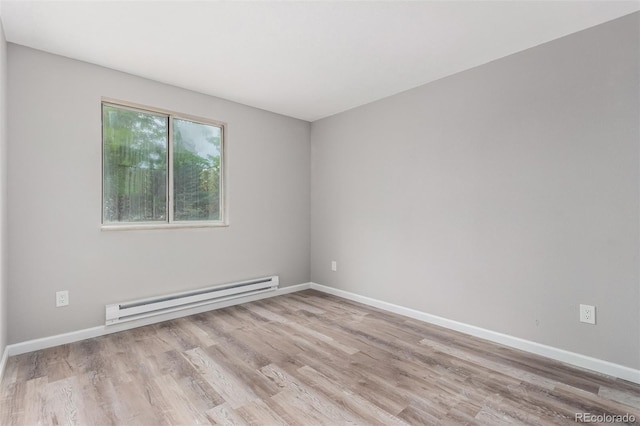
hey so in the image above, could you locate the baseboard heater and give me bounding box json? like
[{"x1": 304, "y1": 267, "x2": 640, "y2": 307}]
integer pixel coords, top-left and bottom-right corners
[{"x1": 105, "y1": 275, "x2": 279, "y2": 325}]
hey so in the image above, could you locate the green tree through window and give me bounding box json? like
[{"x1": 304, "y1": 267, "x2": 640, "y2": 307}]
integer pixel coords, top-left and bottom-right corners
[
  {"x1": 102, "y1": 102, "x2": 224, "y2": 226},
  {"x1": 173, "y1": 118, "x2": 222, "y2": 221}
]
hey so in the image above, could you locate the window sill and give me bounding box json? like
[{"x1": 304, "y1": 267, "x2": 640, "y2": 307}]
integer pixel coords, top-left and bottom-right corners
[{"x1": 101, "y1": 222, "x2": 229, "y2": 231}]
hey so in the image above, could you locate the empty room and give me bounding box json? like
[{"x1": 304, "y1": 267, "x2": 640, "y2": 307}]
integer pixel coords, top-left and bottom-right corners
[{"x1": 0, "y1": 1, "x2": 639, "y2": 424}]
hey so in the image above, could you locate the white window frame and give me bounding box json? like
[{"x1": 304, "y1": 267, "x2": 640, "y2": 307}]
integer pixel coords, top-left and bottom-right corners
[{"x1": 101, "y1": 98, "x2": 227, "y2": 231}]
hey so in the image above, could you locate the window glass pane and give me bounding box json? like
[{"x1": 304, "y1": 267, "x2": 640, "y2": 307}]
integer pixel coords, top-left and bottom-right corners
[
  {"x1": 103, "y1": 105, "x2": 168, "y2": 223},
  {"x1": 173, "y1": 118, "x2": 222, "y2": 221}
]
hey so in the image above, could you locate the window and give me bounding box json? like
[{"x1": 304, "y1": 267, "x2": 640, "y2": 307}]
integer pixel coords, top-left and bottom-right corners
[{"x1": 102, "y1": 101, "x2": 224, "y2": 228}]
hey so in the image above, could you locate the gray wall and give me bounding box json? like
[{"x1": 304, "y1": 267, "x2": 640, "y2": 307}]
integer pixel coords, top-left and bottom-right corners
[
  {"x1": 0, "y1": 17, "x2": 7, "y2": 357},
  {"x1": 311, "y1": 13, "x2": 639, "y2": 369},
  {"x1": 8, "y1": 45, "x2": 310, "y2": 343}
]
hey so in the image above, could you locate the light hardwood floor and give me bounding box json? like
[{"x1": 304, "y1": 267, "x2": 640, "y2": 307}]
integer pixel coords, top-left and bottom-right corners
[{"x1": 1, "y1": 290, "x2": 639, "y2": 425}]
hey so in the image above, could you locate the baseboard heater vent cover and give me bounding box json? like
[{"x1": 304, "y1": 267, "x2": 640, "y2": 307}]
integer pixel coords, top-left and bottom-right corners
[{"x1": 105, "y1": 276, "x2": 279, "y2": 325}]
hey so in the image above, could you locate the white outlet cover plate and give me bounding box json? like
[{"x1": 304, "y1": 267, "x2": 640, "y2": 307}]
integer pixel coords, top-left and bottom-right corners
[
  {"x1": 579, "y1": 304, "x2": 596, "y2": 324},
  {"x1": 56, "y1": 290, "x2": 69, "y2": 307}
]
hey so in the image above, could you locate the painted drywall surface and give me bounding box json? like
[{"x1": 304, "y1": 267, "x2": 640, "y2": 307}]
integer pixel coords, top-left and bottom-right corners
[
  {"x1": 311, "y1": 13, "x2": 640, "y2": 368},
  {"x1": 8, "y1": 45, "x2": 311, "y2": 343},
  {"x1": 0, "y1": 19, "x2": 8, "y2": 356}
]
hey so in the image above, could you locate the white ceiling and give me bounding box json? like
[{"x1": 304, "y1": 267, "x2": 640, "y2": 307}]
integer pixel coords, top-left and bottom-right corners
[{"x1": 1, "y1": 1, "x2": 639, "y2": 121}]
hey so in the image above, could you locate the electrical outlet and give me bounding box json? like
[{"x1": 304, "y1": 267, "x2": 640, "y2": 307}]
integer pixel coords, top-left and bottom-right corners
[
  {"x1": 56, "y1": 290, "x2": 69, "y2": 307},
  {"x1": 579, "y1": 304, "x2": 595, "y2": 324},
  {"x1": 331, "y1": 261, "x2": 337, "y2": 272}
]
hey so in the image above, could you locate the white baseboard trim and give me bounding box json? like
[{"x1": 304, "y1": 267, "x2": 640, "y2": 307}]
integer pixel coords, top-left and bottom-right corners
[
  {"x1": 6, "y1": 282, "x2": 311, "y2": 358},
  {"x1": 310, "y1": 283, "x2": 640, "y2": 385}
]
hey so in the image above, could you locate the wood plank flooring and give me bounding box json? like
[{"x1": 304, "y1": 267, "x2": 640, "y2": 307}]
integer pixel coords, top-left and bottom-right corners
[{"x1": 1, "y1": 290, "x2": 639, "y2": 425}]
